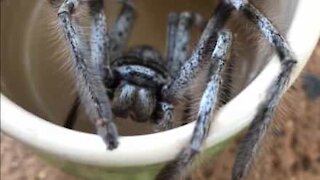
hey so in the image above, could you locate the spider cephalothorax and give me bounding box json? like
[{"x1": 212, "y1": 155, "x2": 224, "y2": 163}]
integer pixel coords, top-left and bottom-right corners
[{"x1": 50, "y1": 0, "x2": 297, "y2": 179}]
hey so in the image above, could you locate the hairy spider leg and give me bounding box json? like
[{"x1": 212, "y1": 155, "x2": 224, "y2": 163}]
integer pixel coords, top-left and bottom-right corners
[
  {"x1": 152, "y1": 13, "x2": 180, "y2": 130},
  {"x1": 109, "y1": 0, "x2": 136, "y2": 60},
  {"x1": 166, "y1": 12, "x2": 204, "y2": 77},
  {"x1": 228, "y1": 1, "x2": 297, "y2": 180},
  {"x1": 62, "y1": 0, "x2": 136, "y2": 130},
  {"x1": 88, "y1": 0, "x2": 114, "y2": 89},
  {"x1": 58, "y1": 0, "x2": 118, "y2": 150},
  {"x1": 166, "y1": 12, "x2": 205, "y2": 127},
  {"x1": 165, "y1": 13, "x2": 179, "y2": 69},
  {"x1": 161, "y1": 2, "x2": 232, "y2": 101},
  {"x1": 157, "y1": 0, "x2": 297, "y2": 179},
  {"x1": 156, "y1": 30, "x2": 232, "y2": 180},
  {"x1": 157, "y1": 1, "x2": 233, "y2": 129}
]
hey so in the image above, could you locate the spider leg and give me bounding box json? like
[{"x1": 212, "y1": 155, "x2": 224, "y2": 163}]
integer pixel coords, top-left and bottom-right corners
[
  {"x1": 62, "y1": 0, "x2": 111, "y2": 130},
  {"x1": 109, "y1": 0, "x2": 136, "y2": 60},
  {"x1": 63, "y1": 96, "x2": 80, "y2": 129},
  {"x1": 156, "y1": 31, "x2": 232, "y2": 180},
  {"x1": 155, "y1": 12, "x2": 184, "y2": 129},
  {"x1": 58, "y1": 0, "x2": 118, "y2": 150},
  {"x1": 89, "y1": 0, "x2": 111, "y2": 78},
  {"x1": 154, "y1": 102, "x2": 174, "y2": 129},
  {"x1": 62, "y1": 0, "x2": 135, "y2": 127},
  {"x1": 165, "y1": 12, "x2": 179, "y2": 68},
  {"x1": 156, "y1": 2, "x2": 232, "y2": 129},
  {"x1": 224, "y1": 1, "x2": 297, "y2": 180},
  {"x1": 166, "y1": 12, "x2": 204, "y2": 76},
  {"x1": 161, "y1": 2, "x2": 232, "y2": 102}
]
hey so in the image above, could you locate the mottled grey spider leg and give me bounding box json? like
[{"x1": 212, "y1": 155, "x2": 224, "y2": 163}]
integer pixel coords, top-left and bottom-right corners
[
  {"x1": 165, "y1": 12, "x2": 179, "y2": 67},
  {"x1": 109, "y1": 0, "x2": 136, "y2": 60},
  {"x1": 166, "y1": 12, "x2": 203, "y2": 76},
  {"x1": 157, "y1": 2, "x2": 233, "y2": 128},
  {"x1": 157, "y1": 13, "x2": 178, "y2": 129},
  {"x1": 58, "y1": 0, "x2": 119, "y2": 150},
  {"x1": 154, "y1": 102, "x2": 174, "y2": 129},
  {"x1": 156, "y1": 31, "x2": 232, "y2": 180},
  {"x1": 63, "y1": 0, "x2": 135, "y2": 127},
  {"x1": 171, "y1": 12, "x2": 205, "y2": 126},
  {"x1": 225, "y1": 1, "x2": 297, "y2": 180},
  {"x1": 89, "y1": 0, "x2": 111, "y2": 78},
  {"x1": 157, "y1": 12, "x2": 203, "y2": 129},
  {"x1": 161, "y1": 2, "x2": 232, "y2": 101}
]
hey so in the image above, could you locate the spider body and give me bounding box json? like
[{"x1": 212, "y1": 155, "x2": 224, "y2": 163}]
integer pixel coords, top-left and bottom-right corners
[
  {"x1": 109, "y1": 46, "x2": 171, "y2": 123},
  {"x1": 50, "y1": 0, "x2": 297, "y2": 179}
]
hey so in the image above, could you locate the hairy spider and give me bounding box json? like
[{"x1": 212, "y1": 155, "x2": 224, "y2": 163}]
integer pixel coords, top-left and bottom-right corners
[{"x1": 50, "y1": 0, "x2": 297, "y2": 179}]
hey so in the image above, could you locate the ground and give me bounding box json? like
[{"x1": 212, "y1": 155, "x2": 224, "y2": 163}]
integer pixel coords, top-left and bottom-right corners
[{"x1": 1, "y1": 42, "x2": 319, "y2": 179}]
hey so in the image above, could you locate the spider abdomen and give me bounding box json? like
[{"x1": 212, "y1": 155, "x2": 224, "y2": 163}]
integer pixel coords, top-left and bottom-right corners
[{"x1": 112, "y1": 80, "x2": 157, "y2": 122}]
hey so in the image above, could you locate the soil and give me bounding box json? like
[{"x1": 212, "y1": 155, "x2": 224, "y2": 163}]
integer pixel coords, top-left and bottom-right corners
[{"x1": 1, "y1": 42, "x2": 320, "y2": 180}]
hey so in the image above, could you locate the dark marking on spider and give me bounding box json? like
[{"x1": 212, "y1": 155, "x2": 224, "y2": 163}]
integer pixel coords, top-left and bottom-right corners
[
  {"x1": 63, "y1": 95, "x2": 80, "y2": 129},
  {"x1": 49, "y1": 0, "x2": 297, "y2": 179}
]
